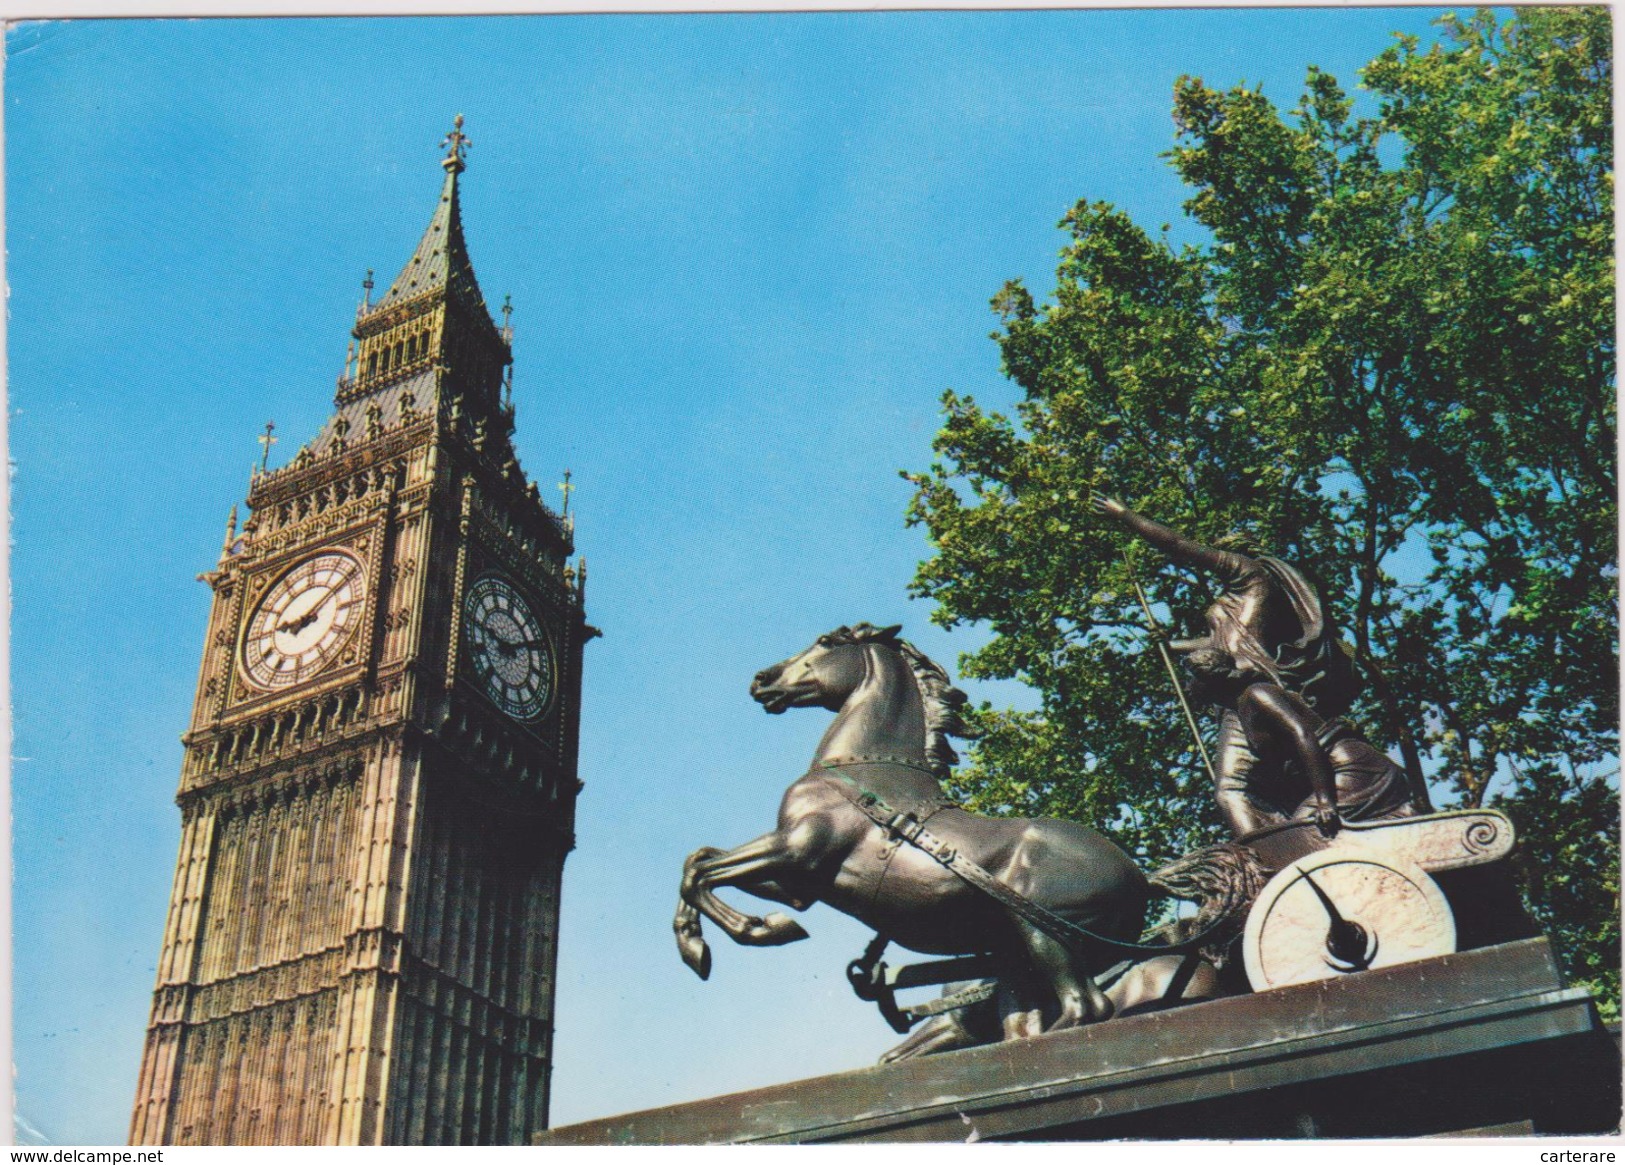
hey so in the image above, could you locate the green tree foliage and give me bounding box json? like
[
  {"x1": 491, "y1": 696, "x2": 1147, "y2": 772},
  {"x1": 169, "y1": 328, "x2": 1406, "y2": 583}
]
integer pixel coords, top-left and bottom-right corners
[{"x1": 906, "y1": 9, "x2": 1617, "y2": 1009}]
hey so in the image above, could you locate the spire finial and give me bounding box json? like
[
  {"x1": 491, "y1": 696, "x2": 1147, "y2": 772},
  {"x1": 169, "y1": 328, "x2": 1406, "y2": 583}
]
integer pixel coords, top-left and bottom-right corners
[
  {"x1": 559, "y1": 469, "x2": 574, "y2": 519},
  {"x1": 361, "y1": 269, "x2": 374, "y2": 313},
  {"x1": 442, "y1": 114, "x2": 471, "y2": 174},
  {"x1": 257, "y1": 421, "x2": 278, "y2": 474},
  {"x1": 222, "y1": 504, "x2": 239, "y2": 554}
]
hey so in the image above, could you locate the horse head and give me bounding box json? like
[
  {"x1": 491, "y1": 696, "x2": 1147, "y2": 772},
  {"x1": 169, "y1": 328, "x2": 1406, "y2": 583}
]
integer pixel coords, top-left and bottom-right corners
[
  {"x1": 751, "y1": 623, "x2": 970, "y2": 775},
  {"x1": 750, "y1": 623, "x2": 897, "y2": 713}
]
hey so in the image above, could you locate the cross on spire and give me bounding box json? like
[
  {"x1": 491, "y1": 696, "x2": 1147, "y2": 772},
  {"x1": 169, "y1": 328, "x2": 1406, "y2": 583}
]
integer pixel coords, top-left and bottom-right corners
[
  {"x1": 442, "y1": 114, "x2": 471, "y2": 173},
  {"x1": 558, "y1": 469, "x2": 574, "y2": 518},
  {"x1": 257, "y1": 421, "x2": 278, "y2": 473}
]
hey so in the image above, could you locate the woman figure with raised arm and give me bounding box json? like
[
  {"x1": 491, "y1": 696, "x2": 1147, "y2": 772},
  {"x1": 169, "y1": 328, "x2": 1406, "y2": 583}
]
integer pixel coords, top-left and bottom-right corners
[
  {"x1": 1182, "y1": 648, "x2": 1413, "y2": 834},
  {"x1": 1091, "y1": 492, "x2": 1360, "y2": 837}
]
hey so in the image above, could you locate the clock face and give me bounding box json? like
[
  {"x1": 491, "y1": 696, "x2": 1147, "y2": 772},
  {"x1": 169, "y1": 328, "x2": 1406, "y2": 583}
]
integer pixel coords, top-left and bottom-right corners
[
  {"x1": 465, "y1": 575, "x2": 555, "y2": 721},
  {"x1": 243, "y1": 551, "x2": 367, "y2": 690}
]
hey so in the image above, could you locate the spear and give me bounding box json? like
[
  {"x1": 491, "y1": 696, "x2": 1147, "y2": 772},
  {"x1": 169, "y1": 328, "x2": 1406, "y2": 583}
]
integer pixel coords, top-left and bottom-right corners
[{"x1": 1123, "y1": 555, "x2": 1219, "y2": 787}]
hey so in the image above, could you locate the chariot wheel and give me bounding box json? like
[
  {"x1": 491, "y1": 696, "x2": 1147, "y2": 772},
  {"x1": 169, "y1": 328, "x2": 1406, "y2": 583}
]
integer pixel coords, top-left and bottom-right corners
[{"x1": 1242, "y1": 849, "x2": 1456, "y2": 992}]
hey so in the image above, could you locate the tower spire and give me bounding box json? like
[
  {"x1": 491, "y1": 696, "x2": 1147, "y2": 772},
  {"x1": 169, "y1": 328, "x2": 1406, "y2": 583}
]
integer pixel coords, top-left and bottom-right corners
[
  {"x1": 340, "y1": 116, "x2": 507, "y2": 429},
  {"x1": 367, "y1": 116, "x2": 487, "y2": 315}
]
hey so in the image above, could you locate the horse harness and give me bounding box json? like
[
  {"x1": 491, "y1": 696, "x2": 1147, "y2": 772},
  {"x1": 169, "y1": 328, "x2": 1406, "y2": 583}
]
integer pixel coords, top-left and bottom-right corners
[
  {"x1": 819, "y1": 761, "x2": 1228, "y2": 956},
  {"x1": 819, "y1": 759, "x2": 1223, "y2": 1032}
]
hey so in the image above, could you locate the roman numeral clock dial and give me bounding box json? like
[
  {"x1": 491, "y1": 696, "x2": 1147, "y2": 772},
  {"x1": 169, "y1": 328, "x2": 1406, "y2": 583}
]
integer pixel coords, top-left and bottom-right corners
[
  {"x1": 465, "y1": 574, "x2": 555, "y2": 721},
  {"x1": 243, "y1": 551, "x2": 366, "y2": 690}
]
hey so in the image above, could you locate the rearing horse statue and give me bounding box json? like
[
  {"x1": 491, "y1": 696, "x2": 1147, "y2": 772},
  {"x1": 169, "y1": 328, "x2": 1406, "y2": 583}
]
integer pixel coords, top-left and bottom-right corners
[{"x1": 674, "y1": 623, "x2": 1149, "y2": 1034}]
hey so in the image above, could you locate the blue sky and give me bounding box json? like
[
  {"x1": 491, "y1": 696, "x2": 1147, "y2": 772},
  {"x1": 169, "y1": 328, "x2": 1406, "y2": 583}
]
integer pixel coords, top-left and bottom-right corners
[{"x1": 8, "y1": 9, "x2": 1458, "y2": 1143}]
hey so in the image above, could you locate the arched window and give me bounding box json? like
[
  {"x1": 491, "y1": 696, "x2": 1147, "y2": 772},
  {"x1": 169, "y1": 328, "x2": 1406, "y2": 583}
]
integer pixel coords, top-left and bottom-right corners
[{"x1": 367, "y1": 352, "x2": 379, "y2": 376}]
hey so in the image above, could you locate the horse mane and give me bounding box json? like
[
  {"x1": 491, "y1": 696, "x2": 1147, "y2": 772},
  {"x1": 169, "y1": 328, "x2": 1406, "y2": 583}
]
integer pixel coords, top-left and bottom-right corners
[{"x1": 820, "y1": 623, "x2": 970, "y2": 776}]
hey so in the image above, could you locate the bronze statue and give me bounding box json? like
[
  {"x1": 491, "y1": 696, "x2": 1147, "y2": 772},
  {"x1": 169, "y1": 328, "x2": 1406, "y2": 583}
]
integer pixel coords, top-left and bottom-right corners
[
  {"x1": 1182, "y1": 647, "x2": 1413, "y2": 833},
  {"x1": 673, "y1": 623, "x2": 1149, "y2": 1035},
  {"x1": 670, "y1": 621, "x2": 1517, "y2": 1064},
  {"x1": 1091, "y1": 493, "x2": 1359, "y2": 836}
]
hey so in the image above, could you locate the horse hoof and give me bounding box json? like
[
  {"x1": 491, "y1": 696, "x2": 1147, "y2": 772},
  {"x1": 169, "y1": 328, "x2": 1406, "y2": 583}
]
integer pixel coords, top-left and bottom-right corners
[
  {"x1": 678, "y1": 933, "x2": 713, "y2": 980},
  {"x1": 747, "y1": 913, "x2": 810, "y2": 946},
  {"x1": 1082, "y1": 979, "x2": 1115, "y2": 1023},
  {"x1": 1047, "y1": 988, "x2": 1114, "y2": 1033},
  {"x1": 1001, "y1": 1009, "x2": 1044, "y2": 1041},
  {"x1": 880, "y1": 1028, "x2": 971, "y2": 1064}
]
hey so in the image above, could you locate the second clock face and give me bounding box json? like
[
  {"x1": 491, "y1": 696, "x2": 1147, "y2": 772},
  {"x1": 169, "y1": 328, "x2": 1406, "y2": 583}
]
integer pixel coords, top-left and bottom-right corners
[
  {"x1": 465, "y1": 574, "x2": 555, "y2": 721},
  {"x1": 244, "y1": 550, "x2": 367, "y2": 690}
]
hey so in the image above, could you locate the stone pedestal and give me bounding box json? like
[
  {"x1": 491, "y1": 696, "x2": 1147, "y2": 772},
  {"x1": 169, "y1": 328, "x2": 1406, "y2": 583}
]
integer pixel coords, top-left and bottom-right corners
[{"x1": 538, "y1": 939, "x2": 1618, "y2": 1143}]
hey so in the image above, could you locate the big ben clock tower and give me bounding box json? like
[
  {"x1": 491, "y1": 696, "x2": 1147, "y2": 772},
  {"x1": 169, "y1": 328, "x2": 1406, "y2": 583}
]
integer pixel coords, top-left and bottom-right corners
[{"x1": 130, "y1": 120, "x2": 592, "y2": 1146}]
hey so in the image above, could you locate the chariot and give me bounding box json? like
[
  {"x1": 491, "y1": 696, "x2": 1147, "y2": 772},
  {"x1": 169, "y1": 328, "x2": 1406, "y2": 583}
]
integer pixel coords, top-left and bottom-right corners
[{"x1": 845, "y1": 806, "x2": 1526, "y2": 1051}]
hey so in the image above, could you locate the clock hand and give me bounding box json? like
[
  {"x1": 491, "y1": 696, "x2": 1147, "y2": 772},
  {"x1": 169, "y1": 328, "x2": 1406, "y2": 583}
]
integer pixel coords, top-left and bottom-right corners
[
  {"x1": 275, "y1": 573, "x2": 356, "y2": 635},
  {"x1": 278, "y1": 608, "x2": 321, "y2": 635},
  {"x1": 482, "y1": 621, "x2": 521, "y2": 650},
  {"x1": 492, "y1": 636, "x2": 547, "y2": 658}
]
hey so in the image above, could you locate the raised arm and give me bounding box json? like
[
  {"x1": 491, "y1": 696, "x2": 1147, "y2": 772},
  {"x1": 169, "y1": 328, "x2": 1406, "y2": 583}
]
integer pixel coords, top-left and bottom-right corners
[
  {"x1": 1236, "y1": 683, "x2": 1342, "y2": 836},
  {"x1": 1090, "y1": 493, "x2": 1253, "y2": 581}
]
